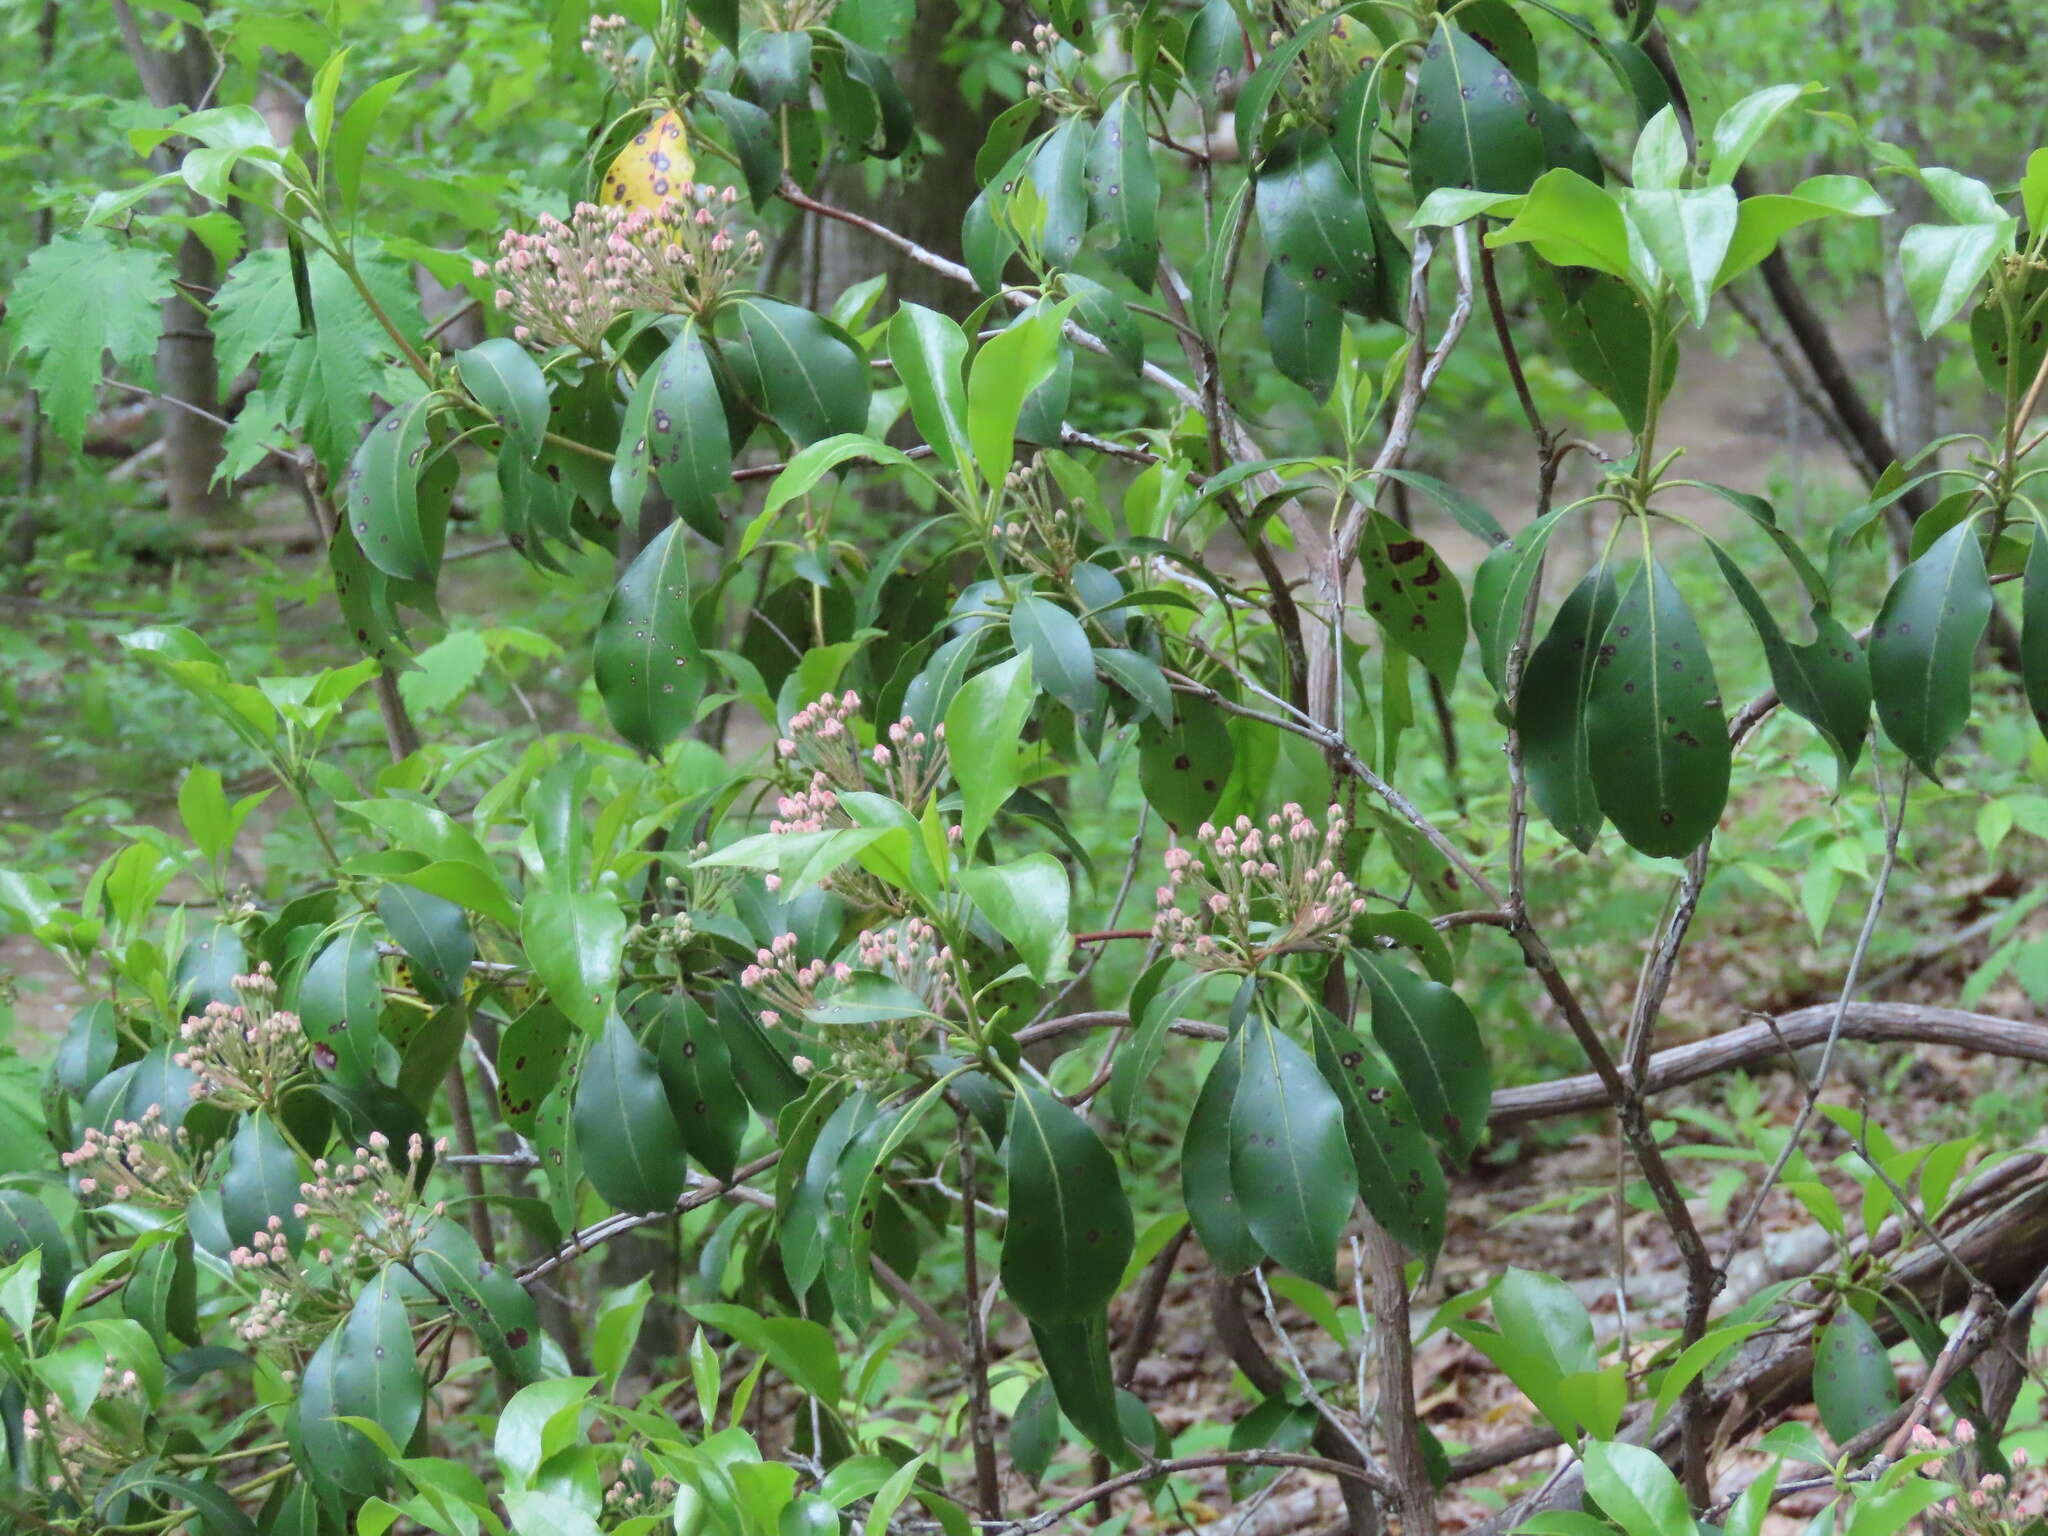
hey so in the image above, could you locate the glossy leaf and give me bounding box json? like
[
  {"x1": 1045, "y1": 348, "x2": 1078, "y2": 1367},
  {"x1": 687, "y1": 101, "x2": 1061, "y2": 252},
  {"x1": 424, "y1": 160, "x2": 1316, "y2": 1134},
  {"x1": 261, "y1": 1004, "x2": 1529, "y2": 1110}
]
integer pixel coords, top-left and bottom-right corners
[
  {"x1": 1901, "y1": 216, "x2": 2017, "y2": 337},
  {"x1": 889, "y1": 303, "x2": 973, "y2": 486},
  {"x1": 297, "y1": 918, "x2": 384, "y2": 1084},
  {"x1": 0, "y1": 1192, "x2": 70, "y2": 1313},
  {"x1": 1229, "y1": 1013, "x2": 1356, "y2": 1287},
  {"x1": 960, "y1": 853, "x2": 1072, "y2": 983},
  {"x1": 1002, "y1": 1083, "x2": 1134, "y2": 1322},
  {"x1": 1582, "y1": 1441, "x2": 1690, "y2": 1536},
  {"x1": 1026, "y1": 117, "x2": 1091, "y2": 267},
  {"x1": 456, "y1": 338, "x2": 549, "y2": 462},
  {"x1": 651, "y1": 994, "x2": 747, "y2": 1183},
  {"x1": 594, "y1": 522, "x2": 706, "y2": 757},
  {"x1": 1869, "y1": 517, "x2": 1992, "y2": 779},
  {"x1": 1137, "y1": 693, "x2": 1235, "y2": 833},
  {"x1": 946, "y1": 652, "x2": 1036, "y2": 852},
  {"x1": 1813, "y1": 1306, "x2": 1898, "y2": 1445},
  {"x1": 2024, "y1": 527, "x2": 2048, "y2": 741},
  {"x1": 1182, "y1": 1035, "x2": 1263, "y2": 1275},
  {"x1": 1621, "y1": 185, "x2": 1737, "y2": 325},
  {"x1": 1357, "y1": 513, "x2": 1466, "y2": 686},
  {"x1": 1310, "y1": 1017, "x2": 1446, "y2": 1261},
  {"x1": 1409, "y1": 18, "x2": 1545, "y2": 203},
  {"x1": 1029, "y1": 1312, "x2": 1128, "y2": 1462},
  {"x1": 345, "y1": 396, "x2": 441, "y2": 584},
  {"x1": 1518, "y1": 565, "x2": 1620, "y2": 852},
  {"x1": 296, "y1": 1265, "x2": 423, "y2": 1498},
  {"x1": 1262, "y1": 264, "x2": 1340, "y2": 399},
  {"x1": 414, "y1": 1223, "x2": 542, "y2": 1388},
  {"x1": 1527, "y1": 261, "x2": 1671, "y2": 438},
  {"x1": 1584, "y1": 555, "x2": 1731, "y2": 858},
  {"x1": 1470, "y1": 509, "x2": 1564, "y2": 697},
  {"x1": 1356, "y1": 949, "x2": 1489, "y2": 1164},
  {"x1": 724, "y1": 298, "x2": 870, "y2": 444},
  {"x1": 1716, "y1": 175, "x2": 1888, "y2": 288},
  {"x1": 968, "y1": 305, "x2": 1064, "y2": 484},
  {"x1": 573, "y1": 1013, "x2": 691, "y2": 1213},
  {"x1": 1085, "y1": 88, "x2": 1158, "y2": 290},
  {"x1": 521, "y1": 889, "x2": 625, "y2": 1033},
  {"x1": 220, "y1": 1113, "x2": 305, "y2": 1252},
  {"x1": 1704, "y1": 540, "x2": 1869, "y2": 786},
  {"x1": 645, "y1": 320, "x2": 734, "y2": 539},
  {"x1": 1009, "y1": 594, "x2": 1100, "y2": 717},
  {"x1": 1257, "y1": 129, "x2": 1380, "y2": 316},
  {"x1": 376, "y1": 884, "x2": 471, "y2": 1006}
]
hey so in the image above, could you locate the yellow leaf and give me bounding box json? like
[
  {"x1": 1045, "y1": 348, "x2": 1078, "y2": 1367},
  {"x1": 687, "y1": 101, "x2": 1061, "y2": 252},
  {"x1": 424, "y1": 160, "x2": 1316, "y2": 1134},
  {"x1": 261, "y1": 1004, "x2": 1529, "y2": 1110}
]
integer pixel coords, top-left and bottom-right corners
[{"x1": 601, "y1": 109, "x2": 696, "y2": 210}]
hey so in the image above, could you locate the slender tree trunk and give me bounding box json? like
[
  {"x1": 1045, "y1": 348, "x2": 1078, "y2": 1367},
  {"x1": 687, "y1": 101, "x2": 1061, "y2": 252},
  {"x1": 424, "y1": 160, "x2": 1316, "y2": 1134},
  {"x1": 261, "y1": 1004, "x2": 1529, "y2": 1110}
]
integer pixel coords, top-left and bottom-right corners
[
  {"x1": 1865, "y1": 0, "x2": 1938, "y2": 471},
  {"x1": 112, "y1": 1, "x2": 227, "y2": 521},
  {"x1": 9, "y1": 0, "x2": 62, "y2": 570}
]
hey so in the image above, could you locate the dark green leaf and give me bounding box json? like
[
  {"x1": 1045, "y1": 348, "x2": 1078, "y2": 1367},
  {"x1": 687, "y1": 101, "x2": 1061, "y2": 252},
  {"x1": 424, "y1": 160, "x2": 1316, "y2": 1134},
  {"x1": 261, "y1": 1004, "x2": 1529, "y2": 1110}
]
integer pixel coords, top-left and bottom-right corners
[
  {"x1": 1869, "y1": 517, "x2": 1992, "y2": 779},
  {"x1": 413, "y1": 1221, "x2": 541, "y2": 1388},
  {"x1": 1028, "y1": 117, "x2": 1092, "y2": 268},
  {"x1": 220, "y1": 1113, "x2": 306, "y2": 1252},
  {"x1": 740, "y1": 29, "x2": 813, "y2": 113},
  {"x1": 1183, "y1": 0, "x2": 1244, "y2": 107},
  {"x1": 1813, "y1": 1307, "x2": 1897, "y2": 1446},
  {"x1": 297, "y1": 919, "x2": 384, "y2": 1086},
  {"x1": 646, "y1": 321, "x2": 734, "y2": 541},
  {"x1": 1138, "y1": 694, "x2": 1235, "y2": 833},
  {"x1": 55, "y1": 1000, "x2": 118, "y2": 1100},
  {"x1": 573, "y1": 1013, "x2": 691, "y2": 1213},
  {"x1": 1229, "y1": 1013, "x2": 1356, "y2": 1287},
  {"x1": 1357, "y1": 949, "x2": 1489, "y2": 1164},
  {"x1": 1358, "y1": 513, "x2": 1466, "y2": 686},
  {"x1": 376, "y1": 885, "x2": 471, "y2": 1006},
  {"x1": 497, "y1": 999, "x2": 575, "y2": 1135},
  {"x1": 455, "y1": 338, "x2": 549, "y2": 462},
  {"x1": 344, "y1": 396, "x2": 442, "y2": 584},
  {"x1": 1010, "y1": 595, "x2": 1101, "y2": 717},
  {"x1": 1029, "y1": 1312, "x2": 1128, "y2": 1462},
  {"x1": 723, "y1": 298, "x2": 870, "y2": 444},
  {"x1": 1310, "y1": 1016, "x2": 1446, "y2": 1261},
  {"x1": 1527, "y1": 261, "x2": 1672, "y2": 438},
  {"x1": 1409, "y1": 19, "x2": 1545, "y2": 203},
  {"x1": 1256, "y1": 130, "x2": 1380, "y2": 316},
  {"x1": 2024, "y1": 527, "x2": 2048, "y2": 742},
  {"x1": 1010, "y1": 1375, "x2": 1060, "y2": 1485},
  {"x1": 1470, "y1": 510, "x2": 1564, "y2": 697},
  {"x1": 594, "y1": 522, "x2": 707, "y2": 757},
  {"x1": 650, "y1": 994, "x2": 747, "y2": 1183},
  {"x1": 1183, "y1": 1033, "x2": 1262, "y2": 1275},
  {"x1": 1262, "y1": 264, "x2": 1340, "y2": 400},
  {"x1": 174, "y1": 921, "x2": 246, "y2": 1014},
  {"x1": 1518, "y1": 565, "x2": 1619, "y2": 851},
  {"x1": 1704, "y1": 541, "x2": 1868, "y2": 787},
  {"x1": 1086, "y1": 89, "x2": 1158, "y2": 290},
  {"x1": 295, "y1": 1265, "x2": 423, "y2": 1498},
  {"x1": 106, "y1": 1476, "x2": 259, "y2": 1536},
  {"x1": 702, "y1": 90, "x2": 781, "y2": 207},
  {"x1": 0, "y1": 1191, "x2": 70, "y2": 1313},
  {"x1": 1002, "y1": 1084, "x2": 1134, "y2": 1322},
  {"x1": 1585, "y1": 555, "x2": 1731, "y2": 858}
]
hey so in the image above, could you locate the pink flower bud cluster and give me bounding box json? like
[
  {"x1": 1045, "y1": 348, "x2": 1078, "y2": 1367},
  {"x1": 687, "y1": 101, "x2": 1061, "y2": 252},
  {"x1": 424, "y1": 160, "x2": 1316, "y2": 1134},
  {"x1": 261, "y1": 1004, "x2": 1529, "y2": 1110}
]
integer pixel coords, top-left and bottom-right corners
[
  {"x1": 777, "y1": 690, "x2": 866, "y2": 790},
  {"x1": 173, "y1": 964, "x2": 307, "y2": 1110},
  {"x1": 1907, "y1": 1422, "x2": 2043, "y2": 1529},
  {"x1": 738, "y1": 920, "x2": 959, "y2": 1087},
  {"x1": 872, "y1": 717, "x2": 949, "y2": 812},
  {"x1": 604, "y1": 1458, "x2": 679, "y2": 1519},
  {"x1": 294, "y1": 1132, "x2": 449, "y2": 1274},
  {"x1": 580, "y1": 13, "x2": 642, "y2": 95},
  {"x1": 19, "y1": 1362, "x2": 145, "y2": 1487},
  {"x1": 740, "y1": 933, "x2": 845, "y2": 1029},
  {"x1": 1153, "y1": 803, "x2": 1366, "y2": 970},
  {"x1": 480, "y1": 187, "x2": 764, "y2": 354},
  {"x1": 64, "y1": 1104, "x2": 196, "y2": 1208}
]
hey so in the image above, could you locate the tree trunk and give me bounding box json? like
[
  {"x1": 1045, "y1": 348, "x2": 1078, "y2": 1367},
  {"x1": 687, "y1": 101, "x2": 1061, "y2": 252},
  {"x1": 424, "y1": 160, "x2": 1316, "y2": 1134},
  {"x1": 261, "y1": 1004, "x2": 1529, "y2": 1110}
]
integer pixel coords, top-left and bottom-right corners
[
  {"x1": 799, "y1": 0, "x2": 1008, "y2": 318},
  {"x1": 1865, "y1": 0, "x2": 1938, "y2": 472},
  {"x1": 112, "y1": 1, "x2": 227, "y2": 521}
]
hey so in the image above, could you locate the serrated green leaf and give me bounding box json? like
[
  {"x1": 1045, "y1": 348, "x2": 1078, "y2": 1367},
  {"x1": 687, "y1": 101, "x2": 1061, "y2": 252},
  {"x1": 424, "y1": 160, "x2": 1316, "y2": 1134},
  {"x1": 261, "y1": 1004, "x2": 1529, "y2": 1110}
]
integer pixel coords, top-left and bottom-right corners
[{"x1": 8, "y1": 233, "x2": 172, "y2": 446}]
